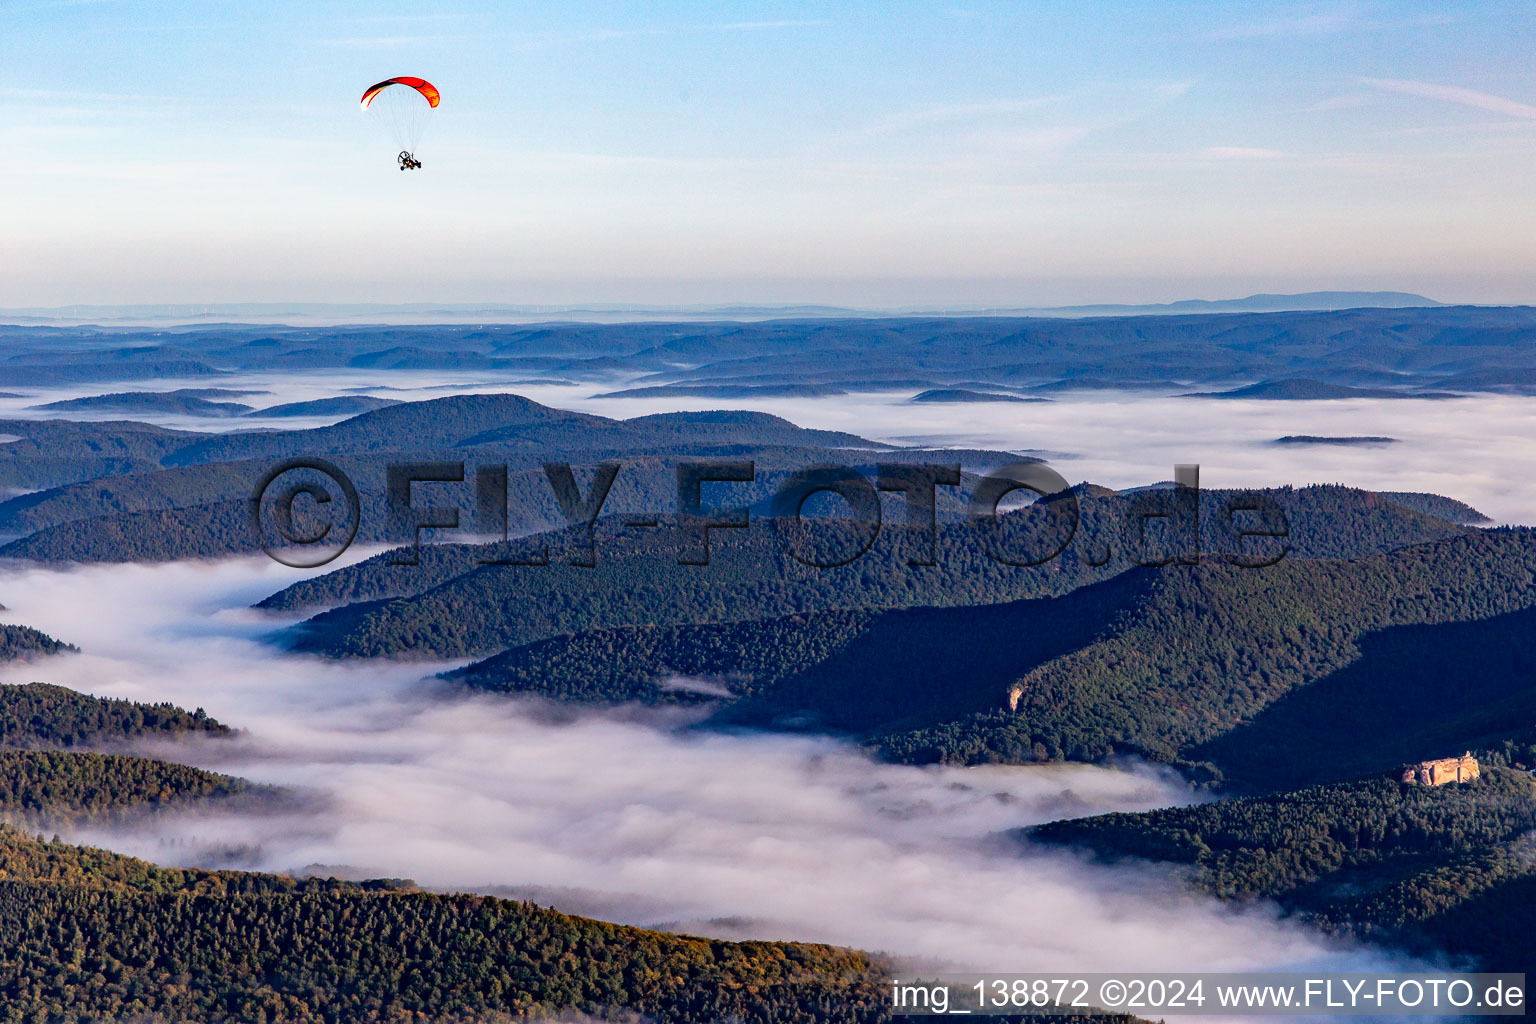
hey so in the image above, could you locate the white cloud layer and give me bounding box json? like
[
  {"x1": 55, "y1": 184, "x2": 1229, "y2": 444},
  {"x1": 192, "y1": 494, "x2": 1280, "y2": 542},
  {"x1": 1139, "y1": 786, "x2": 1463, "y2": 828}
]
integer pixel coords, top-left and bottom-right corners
[{"x1": 0, "y1": 555, "x2": 1408, "y2": 974}]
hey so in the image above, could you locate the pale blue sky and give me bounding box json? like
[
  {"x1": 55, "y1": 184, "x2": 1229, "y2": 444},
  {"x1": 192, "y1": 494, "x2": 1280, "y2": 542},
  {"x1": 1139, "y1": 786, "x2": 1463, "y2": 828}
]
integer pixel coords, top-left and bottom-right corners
[{"x1": 4, "y1": 1, "x2": 1534, "y2": 306}]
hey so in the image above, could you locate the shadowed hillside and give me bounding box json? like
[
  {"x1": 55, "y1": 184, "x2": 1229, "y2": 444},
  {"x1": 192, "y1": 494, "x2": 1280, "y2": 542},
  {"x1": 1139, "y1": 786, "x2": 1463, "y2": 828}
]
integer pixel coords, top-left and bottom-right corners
[
  {"x1": 1029, "y1": 769, "x2": 1536, "y2": 970},
  {"x1": 452, "y1": 530, "x2": 1536, "y2": 777}
]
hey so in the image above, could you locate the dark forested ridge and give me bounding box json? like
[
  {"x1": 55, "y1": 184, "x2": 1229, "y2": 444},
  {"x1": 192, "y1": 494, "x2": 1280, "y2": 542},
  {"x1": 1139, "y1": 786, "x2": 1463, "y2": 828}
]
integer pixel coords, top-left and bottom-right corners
[
  {"x1": 158, "y1": 396, "x2": 885, "y2": 468},
  {"x1": 0, "y1": 378, "x2": 1494, "y2": 570},
  {"x1": 881, "y1": 529, "x2": 1536, "y2": 771},
  {"x1": 31, "y1": 390, "x2": 256, "y2": 417},
  {"x1": 0, "y1": 825, "x2": 890, "y2": 1023},
  {"x1": 0, "y1": 749, "x2": 249, "y2": 825},
  {"x1": 0, "y1": 684, "x2": 242, "y2": 826},
  {"x1": 246, "y1": 395, "x2": 402, "y2": 417},
  {"x1": 0, "y1": 417, "x2": 197, "y2": 493},
  {"x1": 0, "y1": 449, "x2": 1008, "y2": 564},
  {"x1": 0, "y1": 394, "x2": 1011, "y2": 565},
  {"x1": 911, "y1": 388, "x2": 1039, "y2": 403},
  {"x1": 454, "y1": 529, "x2": 1536, "y2": 783},
  {"x1": 273, "y1": 484, "x2": 1475, "y2": 660},
  {"x1": 263, "y1": 480, "x2": 1476, "y2": 615},
  {"x1": 0, "y1": 625, "x2": 76, "y2": 662},
  {"x1": 1183, "y1": 378, "x2": 1456, "y2": 400},
  {"x1": 0, "y1": 824, "x2": 1149, "y2": 1024},
  {"x1": 1374, "y1": 491, "x2": 1492, "y2": 524},
  {"x1": 1029, "y1": 770, "x2": 1536, "y2": 970},
  {"x1": 1193, "y1": 604, "x2": 1536, "y2": 791},
  {"x1": 0, "y1": 682, "x2": 227, "y2": 749},
  {"x1": 0, "y1": 396, "x2": 894, "y2": 528}
]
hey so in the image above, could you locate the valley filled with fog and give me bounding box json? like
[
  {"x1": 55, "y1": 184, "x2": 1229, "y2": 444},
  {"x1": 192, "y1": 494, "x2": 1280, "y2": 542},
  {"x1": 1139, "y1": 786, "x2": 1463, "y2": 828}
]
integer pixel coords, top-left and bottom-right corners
[
  {"x1": 0, "y1": 553, "x2": 1407, "y2": 977},
  {"x1": 3, "y1": 372, "x2": 1528, "y2": 523},
  {"x1": 10, "y1": 1, "x2": 1536, "y2": 1012},
  {"x1": 0, "y1": 332, "x2": 1525, "y2": 993}
]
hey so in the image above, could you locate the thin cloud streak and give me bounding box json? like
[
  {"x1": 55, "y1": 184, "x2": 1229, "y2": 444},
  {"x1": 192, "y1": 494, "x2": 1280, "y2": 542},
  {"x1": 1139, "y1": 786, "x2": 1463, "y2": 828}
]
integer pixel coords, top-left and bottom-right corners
[
  {"x1": 314, "y1": 34, "x2": 471, "y2": 49},
  {"x1": 1203, "y1": 146, "x2": 1287, "y2": 159},
  {"x1": 1205, "y1": 9, "x2": 1454, "y2": 41},
  {"x1": 1205, "y1": 9, "x2": 1365, "y2": 40},
  {"x1": 859, "y1": 97, "x2": 1069, "y2": 137},
  {"x1": 702, "y1": 19, "x2": 830, "y2": 31},
  {"x1": 1363, "y1": 77, "x2": 1536, "y2": 121}
]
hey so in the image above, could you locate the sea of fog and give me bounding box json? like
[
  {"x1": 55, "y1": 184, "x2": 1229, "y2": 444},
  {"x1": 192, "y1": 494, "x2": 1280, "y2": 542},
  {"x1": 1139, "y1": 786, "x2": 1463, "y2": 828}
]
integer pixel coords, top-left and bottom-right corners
[
  {"x1": 0, "y1": 555, "x2": 1410, "y2": 976},
  {"x1": 3, "y1": 370, "x2": 1532, "y2": 524}
]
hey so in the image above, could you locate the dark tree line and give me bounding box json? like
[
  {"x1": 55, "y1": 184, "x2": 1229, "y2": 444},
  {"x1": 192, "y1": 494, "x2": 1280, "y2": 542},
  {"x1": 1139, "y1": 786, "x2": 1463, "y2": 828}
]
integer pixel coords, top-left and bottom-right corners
[
  {"x1": 0, "y1": 682, "x2": 226, "y2": 749},
  {"x1": 0, "y1": 825, "x2": 1150, "y2": 1024},
  {"x1": 1031, "y1": 769, "x2": 1536, "y2": 970},
  {"x1": 0, "y1": 626, "x2": 76, "y2": 663}
]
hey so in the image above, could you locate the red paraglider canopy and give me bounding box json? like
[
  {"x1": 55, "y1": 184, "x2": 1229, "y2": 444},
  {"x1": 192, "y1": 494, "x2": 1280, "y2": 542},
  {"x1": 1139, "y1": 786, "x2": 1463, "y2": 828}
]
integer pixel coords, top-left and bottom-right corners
[{"x1": 360, "y1": 77, "x2": 440, "y2": 110}]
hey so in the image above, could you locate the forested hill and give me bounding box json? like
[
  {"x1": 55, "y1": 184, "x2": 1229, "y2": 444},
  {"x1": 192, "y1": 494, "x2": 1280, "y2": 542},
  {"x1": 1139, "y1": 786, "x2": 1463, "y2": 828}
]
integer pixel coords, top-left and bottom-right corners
[
  {"x1": 0, "y1": 395, "x2": 886, "y2": 498},
  {"x1": 0, "y1": 417, "x2": 195, "y2": 494},
  {"x1": 0, "y1": 824, "x2": 886, "y2": 1022},
  {"x1": 0, "y1": 447, "x2": 1007, "y2": 565},
  {"x1": 1192, "y1": 603, "x2": 1536, "y2": 791},
  {"x1": 0, "y1": 682, "x2": 228, "y2": 749},
  {"x1": 0, "y1": 625, "x2": 76, "y2": 662},
  {"x1": 0, "y1": 395, "x2": 994, "y2": 565},
  {"x1": 878, "y1": 528, "x2": 1536, "y2": 771},
  {"x1": 157, "y1": 395, "x2": 886, "y2": 467},
  {"x1": 0, "y1": 824, "x2": 1144, "y2": 1024},
  {"x1": 0, "y1": 688, "x2": 1120, "y2": 1023},
  {"x1": 0, "y1": 749, "x2": 250, "y2": 826},
  {"x1": 454, "y1": 528, "x2": 1536, "y2": 782},
  {"x1": 1028, "y1": 769, "x2": 1536, "y2": 970},
  {"x1": 0, "y1": 383, "x2": 1493, "y2": 568},
  {"x1": 274, "y1": 484, "x2": 1476, "y2": 659},
  {"x1": 0, "y1": 683, "x2": 245, "y2": 828}
]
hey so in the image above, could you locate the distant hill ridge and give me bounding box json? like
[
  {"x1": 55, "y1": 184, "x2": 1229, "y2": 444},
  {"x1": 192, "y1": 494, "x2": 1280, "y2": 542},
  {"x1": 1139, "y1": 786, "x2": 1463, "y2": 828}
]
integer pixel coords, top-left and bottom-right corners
[
  {"x1": 1029, "y1": 291, "x2": 1441, "y2": 316},
  {"x1": 1185, "y1": 378, "x2": 1456, "y2": 400},
  {"x1": 32, "y1": 390, "x2": 255, "y2": 417},
  {"x1": 5, "y1": 307, "x2": 1536, "y2": 395},
  {"x1": 910, "y1": 388, "x2": 1040, "y2": 403}
]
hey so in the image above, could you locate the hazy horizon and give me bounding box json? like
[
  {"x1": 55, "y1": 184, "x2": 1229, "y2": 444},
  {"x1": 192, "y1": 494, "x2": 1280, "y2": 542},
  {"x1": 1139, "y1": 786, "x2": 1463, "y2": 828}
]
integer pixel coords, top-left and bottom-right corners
[{"x1": 0, "y1": 288, "x2": 1490, "y2": 328}]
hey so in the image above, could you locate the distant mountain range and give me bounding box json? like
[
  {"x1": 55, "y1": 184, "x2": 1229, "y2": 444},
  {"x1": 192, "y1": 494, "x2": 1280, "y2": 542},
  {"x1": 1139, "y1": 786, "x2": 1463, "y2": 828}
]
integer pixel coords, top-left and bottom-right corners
[
  {"x1": 1022, "y1": 291, "x2": 1443, "y2": 316},
  {"x1": 6, "y1": 306, "x2": 1536, "y2": 396}
]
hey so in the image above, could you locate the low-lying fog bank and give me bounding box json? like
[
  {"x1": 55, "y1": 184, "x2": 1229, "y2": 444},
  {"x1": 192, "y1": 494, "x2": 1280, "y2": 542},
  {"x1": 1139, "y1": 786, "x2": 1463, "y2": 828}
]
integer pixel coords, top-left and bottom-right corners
[
  {"x1": 0, "y1": 556, "x2": 1408, "y2": 974},
  {"x1": 3, "y1": 370, "x2": 1528, "y2": 523}
]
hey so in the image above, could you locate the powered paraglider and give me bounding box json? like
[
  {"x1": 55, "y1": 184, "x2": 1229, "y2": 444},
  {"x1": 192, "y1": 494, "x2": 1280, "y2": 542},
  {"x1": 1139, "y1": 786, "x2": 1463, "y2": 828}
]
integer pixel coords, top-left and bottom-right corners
[{"x1": 361, "y1": 77, "x2": 439, "y2": 170}]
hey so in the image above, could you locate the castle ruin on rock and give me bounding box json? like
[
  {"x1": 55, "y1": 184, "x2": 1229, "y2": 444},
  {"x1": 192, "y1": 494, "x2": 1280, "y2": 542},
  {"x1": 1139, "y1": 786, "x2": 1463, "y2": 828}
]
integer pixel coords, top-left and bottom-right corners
[{"x1": 1400, "y1": 752, "x2": 1480, "y2": 786}]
